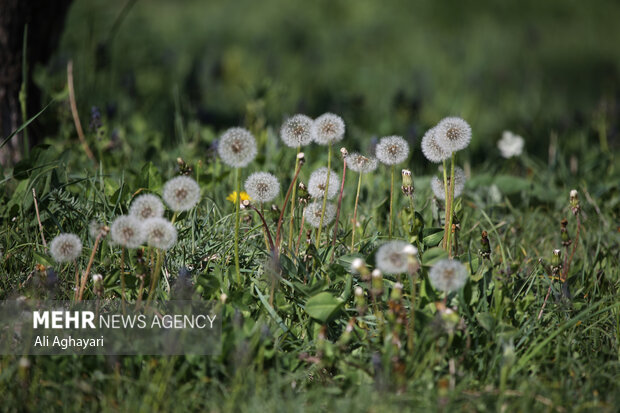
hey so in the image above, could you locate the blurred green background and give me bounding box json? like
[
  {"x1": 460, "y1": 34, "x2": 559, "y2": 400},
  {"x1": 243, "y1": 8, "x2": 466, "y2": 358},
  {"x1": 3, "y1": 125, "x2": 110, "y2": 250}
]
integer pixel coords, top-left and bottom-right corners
[{"x1": 39, "y1": 0, "x2": 620, "y2": 162}]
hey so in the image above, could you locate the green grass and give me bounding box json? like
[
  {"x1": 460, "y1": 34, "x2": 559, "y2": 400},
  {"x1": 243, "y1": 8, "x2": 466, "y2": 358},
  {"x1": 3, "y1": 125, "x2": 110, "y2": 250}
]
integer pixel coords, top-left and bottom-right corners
[{"x1": 1, "y1": 0, "x2": 620, "y2": 411}]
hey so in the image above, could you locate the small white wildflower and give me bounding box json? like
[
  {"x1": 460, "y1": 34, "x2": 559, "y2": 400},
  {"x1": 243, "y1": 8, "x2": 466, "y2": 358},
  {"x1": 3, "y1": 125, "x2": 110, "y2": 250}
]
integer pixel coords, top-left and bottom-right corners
[
  {"x1": 218, "y1": 127, "x2": 257, "y2": 168},
  {"x1": 346, "y1": 152, "x2": 378, "y2": 173},
  {"x1": 429, "y1": 259, "x2": 468, "y2": 292},
  {"x1": 244, "y1": 172, "x2": 280, "y2": 203},
  {"x1": 110, "y1": 215, "x2": 144, "y2": 248},
  {"x1": 497, "y1": 131, "x2": 524, "y2": 158},
  {"x1": 308, "y1": 167, "x2": 339, "y2": 199},
  {"x1": 376, "y1": 136, "x2": 409, "y2": 165},
  {"x1": 143, "y1": 218, "x2": 177, "y2": 250},
  {"x1": 313, "y1": 113, "x2": 345, "y2": 145},
  {"x1": 435, "y1": 117, "x2": 472, "y2": 152},
  {"x1": 430, "y1": 166, "x2": 466, "y2": 200},
  {"x1": 421, "y1": 127, "x2": 451, "y2": 163},
  {"x1": 129, "y1": 194, "x2": 165, "y2": 220},
  {"x1": 162, "y1": 176, "x2": 201, "y2": 212},
  {"x1": 304, "y1": 202, "x2": 336, "y2": 228},
  {"x1": 375, "y1": 240, "x2": 413, "y2": 274},
  {"x1": 280, "y1": 114, "x2": 315, "y2": 147},
  {"x1": 49, "y1": 233, "x2": 82, "y2": 263}
]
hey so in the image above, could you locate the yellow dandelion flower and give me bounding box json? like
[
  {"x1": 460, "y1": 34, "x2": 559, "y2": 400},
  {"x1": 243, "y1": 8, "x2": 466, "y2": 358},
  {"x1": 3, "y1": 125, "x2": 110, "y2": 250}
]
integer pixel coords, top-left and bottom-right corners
[{"x1": 226, "y1": 191, "x2": 252, "y2": 204}]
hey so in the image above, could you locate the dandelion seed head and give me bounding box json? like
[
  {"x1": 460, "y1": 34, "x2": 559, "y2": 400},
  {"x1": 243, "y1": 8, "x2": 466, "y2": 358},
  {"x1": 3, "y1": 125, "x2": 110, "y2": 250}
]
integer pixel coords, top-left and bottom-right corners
[
  {"x1": 163, "y1": 176, "x2": 201, "y2": 212},
  {"x1": 244, "y1": 172, "x2": 280, "y2": 203},
  {"x1": 89, "y1": 220, "x2": 106, "y2": 239},
  {"x1": 50, "y1": 233, "x2": 82, "y2": 263},
  {"x1": 429, "y1": 259, "x2": 468, "y2": 292},
  {"x1": 430, "y1": 166, "x2": 466, "y2": 200},
  {"x1": 346, "y1": 152, "x2": 378, "y2": 173},
  {"x1": 218, "y1": 127, "x2": 257, "y2": 168},
  {"x1": 375, "y1": 240, "x2": 414, "y2": 274},
  {"x1": 497, "y1": 131, "x2": 524, "y2": 158},
  {"x1": 143, "y1": 218, "x2": 177, "y2": 250},
  {"x1": 421, "y1": 127, "x2": 452, "y2": 163},
  {"x1": 376, "y1": 136, "x2": 409, "y2": 165},
  {"x1": 280, "y1": 114, "x2": 315, "y2": 147},
  {"x1": 304, "y1": 201, "x2": 336, "y2": 228},
  {"x1": 435, "y1": 117, "x2": 472, "y2": 152},
  {"x1": 313, "y1": 113, "x2": 345, "y2": 145},
  {"x1": 110, "y1": 215, "x2": 144, "y2": 249},
  {"x1": 129, "y1": 194, "x2": 164, "y2": 220},
  {"x1": 308, "y1": 167, "x2": 339, "y2": 199}
]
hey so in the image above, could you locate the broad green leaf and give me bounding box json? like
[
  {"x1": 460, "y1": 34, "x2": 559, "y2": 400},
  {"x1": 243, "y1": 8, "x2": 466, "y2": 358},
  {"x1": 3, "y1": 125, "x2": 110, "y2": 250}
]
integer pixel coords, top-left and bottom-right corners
[{"x1": 304, "y1": 292, "x2": 343, "y2": 323}]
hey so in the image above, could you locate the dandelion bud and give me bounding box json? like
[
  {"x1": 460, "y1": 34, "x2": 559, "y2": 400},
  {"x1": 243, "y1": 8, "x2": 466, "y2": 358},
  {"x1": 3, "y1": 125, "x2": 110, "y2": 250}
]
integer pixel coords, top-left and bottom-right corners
[
  {"x1": 297, "y1": 152, "x2": 305, "y2": 164},
  {"x1": 220, "y1": 293, "x2": 228, "y2": 304},
  {"x1": 401, "y1": 169, "x2": 414, "y2": 197},
  {"x1": 480, "y1": 230, "x2": 491, "y2": 259},
  {"x1": 371, "y1": 269, "x2": 383, "y2": 296},
  {"x1": 560, "y1": 218, "x2": 571, "y2": 247},
  {"x1": 241, "y1": 199, "x2": 250, "y2": 209},
  {"x1": 92, "y1": 273, "x2": 104, "y2": 296},
  {"x1": 351, "y1": 258, "x2": 365, "y2": 272},
  {"x1": 354, "y1": 286, "x2": 364, "y2": 297},
  {"x1": 340, "y1": 147, "x2": 348, "y2": 158},
  {"x1": 391, "y1": 282, "x2": 403, "y2": 300},
  {"x1": 551, "y1": 249, "x2": 562, "y2": 276},
  {"x1": 569, "y1": 189, "x2": 580, "y2": 215}
]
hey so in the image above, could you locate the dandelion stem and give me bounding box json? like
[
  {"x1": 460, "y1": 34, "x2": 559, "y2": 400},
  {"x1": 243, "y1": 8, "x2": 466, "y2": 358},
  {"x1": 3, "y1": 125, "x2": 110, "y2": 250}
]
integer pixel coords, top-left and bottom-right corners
[
  {"x1": 407, "y1": 271, "x2": 418, "y2": 353},
  {"x1": 296, "y1": 208, "x2": 306, "y2": 257},
  {"x1": 234, "y1": 168, "x2": 241, "y2": 285},
  {"x1": 331, "y1": 155, "x2": 347, "y2": 262},
  {"x1": 120, "y1": 247, "x2": 127, "y2": 314},
  {"x1": 146, "y1": 249, "x2": 163, "y2": 308},
  {"x1": 288, "y1": 145, "x2": 301, "y2": 248},
  {"x1": 317, "y1": 143, "x2": 332, "y2": 246},
  {"x1": 389, "y1": 165, "x2": 395, "y2": 239},
  {"x1": 78, "y1": 232, "x2": 103, "y2": 301},
  {"x1": 442, "y1": 160, "x2": 449, "y2": 250},
  {"x1": 447, "y1": 152, "x2": 456, "y2": 257},
  {"x1": 351, "y1": 172, "x2": 363, "y2": 253},
  {"x1": 275, "y1": 160, "x2": 303, "y2": 250}
]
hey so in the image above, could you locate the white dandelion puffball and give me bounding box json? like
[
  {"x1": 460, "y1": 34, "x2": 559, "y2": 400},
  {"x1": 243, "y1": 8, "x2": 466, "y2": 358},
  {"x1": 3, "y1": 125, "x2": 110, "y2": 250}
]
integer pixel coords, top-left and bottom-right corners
[
  {"x1": 244, "y1": 172, "x2": 280, "y2": 203},
  {"x1": 346, "y1": 152, "x2": 378, "y2": 174},
  {"x1": 129, "y1": 194, "x2": 164, "y2": 220},
  {"x1": 376, "y1": 136, "x2": 409, "y2": 165},
  {"x1": 163, "y1": 176, "x2": 201, "y2": 212},
  {"x1": 308, "y1": 167, "x2": 339, "y2": 199},
  {"x1": 50, "y1": 233, "x2": 83, "y2": 263},
  {"x1": 304, "y1": 201, "x2": 336, "y2": 228},
  {"x1": 143, "y1": 218, "x2": 177, "y2": 250},
  {"x1": 421, "y1": 127, "x2": 452, "y2": 163},
  {"x1": 218, "y1": 127, "x2": 258, "y2": 168},
  {"x1": 429, "y1": 259, "x2": 468, "y2": 293},
  {"x1": 375, "y1": 240, "x2": 415, "y2": 274},
  {"x1": 280, "y1": 114, "x2": 315, "y2": 147},
  {"x1": 110, "y1": 215, "x2": 144, "y2": 249},
  {"x1": 435, "y1": 117, "x2": 472, "y2": 152},
  {"x1": 431, "y1": 166, "x2": 466, "y2": 200},
  {"x1": 497, "y1": 130, "x2": 524, "y2": 158},
  {"x1": 313, "y1": 113, "x2": 345, "y2": 145}
]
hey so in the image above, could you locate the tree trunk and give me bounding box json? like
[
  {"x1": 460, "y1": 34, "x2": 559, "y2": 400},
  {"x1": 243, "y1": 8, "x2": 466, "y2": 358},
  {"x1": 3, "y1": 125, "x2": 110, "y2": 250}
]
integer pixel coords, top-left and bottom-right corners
[{"x1": 0, "y1": 0, "x2": 73, "y2": 165}]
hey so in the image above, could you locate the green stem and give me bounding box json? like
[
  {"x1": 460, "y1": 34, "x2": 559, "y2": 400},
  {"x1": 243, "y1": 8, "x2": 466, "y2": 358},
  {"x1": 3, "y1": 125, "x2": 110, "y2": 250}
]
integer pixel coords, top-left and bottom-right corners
[
  {"x1": 146, "y1": 249, "x2": 163, "y2": 308},
  {"x1": 389, "y1": 165, "x2": 395, "y2": 239},
  {"x1": 407, "y1": 271, "x2": 418, "y2": 352},
  {"x1": 316, "y1": 143, "x2": 332, "y2": 246},
  {"x1": 288, "y1": 146, "x2": 301, "y2": 248},
  {"x1": 120, "y1": 247, "x2": 127, "y2": 314},
  {"x1": 234, "y1": 167, "x2": 241, "y2": 285},
  {"x1": 351, "y1": 172, "x2": 363, "y2": 252},
  {"x1": 447, "y1": 153, "x2": 456, "y2": 257},
  {"x1": 442, "y1": 160, "x2": 449, "y2": 250}
]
